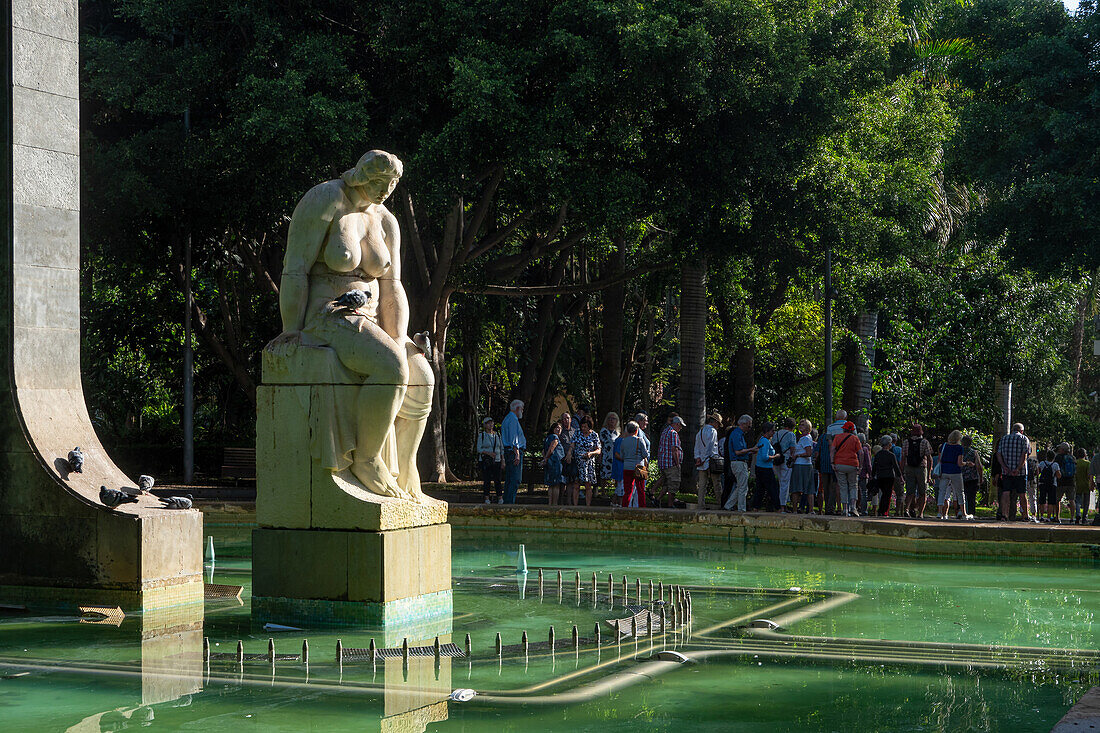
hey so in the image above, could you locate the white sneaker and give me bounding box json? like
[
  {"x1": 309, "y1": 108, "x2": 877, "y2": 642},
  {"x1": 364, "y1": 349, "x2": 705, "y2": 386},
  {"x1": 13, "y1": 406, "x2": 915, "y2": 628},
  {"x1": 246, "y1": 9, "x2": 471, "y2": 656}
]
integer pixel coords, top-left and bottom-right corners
[{"x1": 965, "y1": 514, "x2": 975, "y2": 521}]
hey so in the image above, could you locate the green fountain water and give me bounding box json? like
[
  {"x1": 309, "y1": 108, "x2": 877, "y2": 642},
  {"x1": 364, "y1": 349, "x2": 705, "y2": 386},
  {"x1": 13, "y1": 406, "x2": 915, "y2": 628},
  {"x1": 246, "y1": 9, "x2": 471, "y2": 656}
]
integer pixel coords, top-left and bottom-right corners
[{"x1": 1, "y1": 526, "x2": 1095, "y2": 731}]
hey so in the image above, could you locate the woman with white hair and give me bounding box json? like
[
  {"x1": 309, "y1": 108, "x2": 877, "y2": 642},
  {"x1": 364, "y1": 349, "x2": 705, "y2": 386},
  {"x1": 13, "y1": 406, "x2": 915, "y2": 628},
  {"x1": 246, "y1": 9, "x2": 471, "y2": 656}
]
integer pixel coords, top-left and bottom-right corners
[
  {"x1": 616, "y1": 421, "x2": 650, "y2": 507},
  {"x1": 872, "y1": 434, "x2": 902, "y2": 516},
  {"x1": 599, "y1": 412, "x2": 621, "y2": 499}
]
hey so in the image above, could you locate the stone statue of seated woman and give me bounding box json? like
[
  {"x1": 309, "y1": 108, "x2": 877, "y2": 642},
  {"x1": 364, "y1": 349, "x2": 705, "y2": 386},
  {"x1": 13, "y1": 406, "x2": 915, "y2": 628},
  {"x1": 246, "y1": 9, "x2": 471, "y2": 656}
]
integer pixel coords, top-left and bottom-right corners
[{"x1": 263, "y1": 150, "x2": 437, "y2": 508}]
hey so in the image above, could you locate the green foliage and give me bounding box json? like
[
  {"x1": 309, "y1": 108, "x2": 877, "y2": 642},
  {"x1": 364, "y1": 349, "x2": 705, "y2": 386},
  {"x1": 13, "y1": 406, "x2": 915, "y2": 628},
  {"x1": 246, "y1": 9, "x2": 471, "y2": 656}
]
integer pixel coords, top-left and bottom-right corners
[{"x1": 76, "y1": 0, "x2": 1099, "y2": 472}]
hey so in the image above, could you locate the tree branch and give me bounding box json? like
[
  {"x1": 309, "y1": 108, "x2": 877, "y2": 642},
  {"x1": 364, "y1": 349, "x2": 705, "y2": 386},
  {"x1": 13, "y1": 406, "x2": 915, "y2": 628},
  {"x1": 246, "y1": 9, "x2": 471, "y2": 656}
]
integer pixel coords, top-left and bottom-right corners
[
  {"x1": 467, "y1": 209, "x2": 540, "y2": 261},
  {"x1": 461, "y1": 165, "x2": 504, "y2": 255},
  {"x1": 172, "y1": 260, "x2": 257, "y2": 404},
  {"x1": 456, "y1": 261, "x2": 673, "y2": 296},
  {"x1": 486, "y1": 227, "x2": 588, "y2": 282},
  {"x1": 397, "y1": 188, "x2": 431, "y2": 288},
  {"x1": 238, "y1": 236, "x2": 279, "y2": 299}
]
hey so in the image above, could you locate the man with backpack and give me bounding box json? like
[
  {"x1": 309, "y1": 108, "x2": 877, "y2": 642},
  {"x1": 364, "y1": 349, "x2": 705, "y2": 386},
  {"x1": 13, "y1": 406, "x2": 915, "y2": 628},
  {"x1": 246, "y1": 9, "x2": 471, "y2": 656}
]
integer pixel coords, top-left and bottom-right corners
[
  {"x1": 900, "y1": 424, "x2": 932, "y2": 518},
  {"x1": 1053, "y1": 443, "x2": 1076, "y2": 524},
  {"x1": 1037, "y1": 449, "x2": 1063, "y2": 523}
]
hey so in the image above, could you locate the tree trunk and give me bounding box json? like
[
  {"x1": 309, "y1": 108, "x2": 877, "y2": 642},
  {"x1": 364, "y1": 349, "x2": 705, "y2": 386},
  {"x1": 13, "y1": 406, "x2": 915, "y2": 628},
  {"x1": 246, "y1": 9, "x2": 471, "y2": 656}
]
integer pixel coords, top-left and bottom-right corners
[
  {"x1": 418, "y1": 294, "x2": 454, "y2": 482},
  {"x1": 730, "y1": 345, "x2": 755, "y2": 421},
  {"x1": 528, "y1": 295, "x2": 589, "y2": 434},
  {"x1": 516, "y1": 255, "x2": 570, "y2": 410},
  {"x1": 596, "y1": 237, "x2": 626, "y2": 420},
  {"x1": 846, "y1": 311, "x2": 878, "y2": 432},
  {"x1": 1070, "y1": 275, "x2": 1092, "y2": 388},
  {"x1": 461, "y1": 311, "x2": 480, "y2": 469},
  {"x1": 638, "y1": 302, "x2": 658, "y2": 412},
  {"x1": 994, "y1": 377, "x2": 1012, "y2": 444},
  {"x1": 678, "y1": 258, "x2": 707, "y2": 477}
]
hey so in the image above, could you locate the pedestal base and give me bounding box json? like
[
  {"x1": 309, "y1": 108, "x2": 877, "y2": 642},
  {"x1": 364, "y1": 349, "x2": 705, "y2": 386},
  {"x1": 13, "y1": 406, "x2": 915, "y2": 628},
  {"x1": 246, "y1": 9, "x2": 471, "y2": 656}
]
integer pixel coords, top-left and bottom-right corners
[
  {"x1": 251, "y1": 524, "x2": 452, "y2": 632},
  {"x1": 252, "y1": 590, "x2": 453, "y2": 639}
]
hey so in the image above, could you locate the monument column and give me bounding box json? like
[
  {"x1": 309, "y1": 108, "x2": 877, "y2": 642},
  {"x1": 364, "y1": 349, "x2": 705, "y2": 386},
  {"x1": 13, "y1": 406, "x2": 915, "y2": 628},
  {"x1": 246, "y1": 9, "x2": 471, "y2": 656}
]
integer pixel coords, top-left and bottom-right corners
[{"x1": 1, "y1": 0, "x2": 203, "y2": 609}]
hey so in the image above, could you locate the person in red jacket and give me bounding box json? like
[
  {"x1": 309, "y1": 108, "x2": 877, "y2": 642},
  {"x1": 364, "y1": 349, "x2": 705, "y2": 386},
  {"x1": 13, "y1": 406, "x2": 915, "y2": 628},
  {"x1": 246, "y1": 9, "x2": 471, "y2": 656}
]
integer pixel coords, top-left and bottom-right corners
[{"x1": 830, "y1": 421, "x2": 861, "y2": 516}]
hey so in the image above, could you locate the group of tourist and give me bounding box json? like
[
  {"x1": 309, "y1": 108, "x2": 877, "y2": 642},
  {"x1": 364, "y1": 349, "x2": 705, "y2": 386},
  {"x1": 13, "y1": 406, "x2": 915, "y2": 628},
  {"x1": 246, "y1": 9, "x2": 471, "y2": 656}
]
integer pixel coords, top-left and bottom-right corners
[{"x1": 475, "y1": 401, "x2": 1098, "y2": 524}]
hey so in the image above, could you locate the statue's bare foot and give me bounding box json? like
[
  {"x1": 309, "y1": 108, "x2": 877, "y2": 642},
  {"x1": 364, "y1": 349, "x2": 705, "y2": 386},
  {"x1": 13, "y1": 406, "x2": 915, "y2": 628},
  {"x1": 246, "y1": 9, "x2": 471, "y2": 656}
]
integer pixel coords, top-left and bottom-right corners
[{"x1": 351, "y1": 457, "x2": 412, "y2": 501}]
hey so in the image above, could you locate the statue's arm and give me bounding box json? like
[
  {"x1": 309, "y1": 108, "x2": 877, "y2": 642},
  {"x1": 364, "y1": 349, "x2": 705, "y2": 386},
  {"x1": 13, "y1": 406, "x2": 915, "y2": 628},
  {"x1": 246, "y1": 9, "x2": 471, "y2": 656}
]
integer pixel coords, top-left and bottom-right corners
[
  {"x1": 377, "y1": 207, "x2": 412, "y2": 345},
  {"x1": 280, "y1": 183, "x2": 340, "y2": 333}
]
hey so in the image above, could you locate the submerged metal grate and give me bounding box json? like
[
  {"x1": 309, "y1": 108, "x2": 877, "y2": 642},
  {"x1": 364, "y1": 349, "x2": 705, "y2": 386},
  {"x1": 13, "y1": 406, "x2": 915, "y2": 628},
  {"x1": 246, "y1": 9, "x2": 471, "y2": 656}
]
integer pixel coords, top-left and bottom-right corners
[
  {"x1": 342, "y1": 643, "x2": 466, "y2": 661},
  {"x1": 208, "y1": 653, "x2": 300, "y2": 662}
]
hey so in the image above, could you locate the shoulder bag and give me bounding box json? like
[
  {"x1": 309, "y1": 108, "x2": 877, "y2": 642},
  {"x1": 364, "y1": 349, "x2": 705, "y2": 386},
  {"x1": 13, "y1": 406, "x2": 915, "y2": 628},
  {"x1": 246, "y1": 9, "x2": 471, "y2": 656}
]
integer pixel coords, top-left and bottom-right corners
[
  {"x1": 706, "y1": 427, "x2": 725, "y2": 474},
  {"x1": 628, "y1": 438, "x2": 649, "y2": 479}
]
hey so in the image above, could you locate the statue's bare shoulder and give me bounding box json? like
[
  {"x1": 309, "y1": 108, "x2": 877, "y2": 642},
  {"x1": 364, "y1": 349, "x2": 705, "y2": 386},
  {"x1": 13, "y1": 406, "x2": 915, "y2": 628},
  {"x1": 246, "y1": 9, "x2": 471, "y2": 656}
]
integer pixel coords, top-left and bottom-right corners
[
  {"x1": 379, "y1": 206, "x2": 400, "y2": 248},
  {"x1": 292, "y1": 179, "x2": 351, "y2": 223}
]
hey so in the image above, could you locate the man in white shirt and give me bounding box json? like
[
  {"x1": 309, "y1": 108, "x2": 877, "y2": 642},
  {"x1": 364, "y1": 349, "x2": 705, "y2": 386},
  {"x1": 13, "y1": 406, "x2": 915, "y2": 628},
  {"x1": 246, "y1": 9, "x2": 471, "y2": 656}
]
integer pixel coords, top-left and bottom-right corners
[
  {"x1": 826, "y1": 409, "x2": 848, "y2": 437},
  {"x1": 694, "y1": 411, "x2": 722, "y2": 509}
]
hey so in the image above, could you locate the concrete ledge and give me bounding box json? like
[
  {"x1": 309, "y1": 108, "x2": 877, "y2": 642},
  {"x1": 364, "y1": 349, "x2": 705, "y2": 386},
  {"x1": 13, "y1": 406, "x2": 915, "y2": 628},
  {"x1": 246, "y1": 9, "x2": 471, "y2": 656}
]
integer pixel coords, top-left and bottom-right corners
[
  {"x1": 447, "y1": 505, "x2": 1100, "y2": 561},
  {"x1": 0, "y1": 576, "x2": 204, "y2": 613},
  {"x1": 1052, "y1": 686, "x2": 1100, "y2": 732}
]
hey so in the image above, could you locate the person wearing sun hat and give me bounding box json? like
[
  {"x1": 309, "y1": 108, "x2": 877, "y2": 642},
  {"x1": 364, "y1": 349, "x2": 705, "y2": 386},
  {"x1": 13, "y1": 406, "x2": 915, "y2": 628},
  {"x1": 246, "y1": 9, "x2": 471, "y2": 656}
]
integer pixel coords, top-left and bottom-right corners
[{"x1": 830, "y1": 420, "x2": 861, "y2": 516}]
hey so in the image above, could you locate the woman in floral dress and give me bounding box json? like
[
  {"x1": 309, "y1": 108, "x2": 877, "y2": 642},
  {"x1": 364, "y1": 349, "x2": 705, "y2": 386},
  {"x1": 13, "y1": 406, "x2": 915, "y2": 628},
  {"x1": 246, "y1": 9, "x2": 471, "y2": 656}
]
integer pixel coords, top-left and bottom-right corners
[{"x1": 573, "y1": 416, "x2": 601, "y2": 506}]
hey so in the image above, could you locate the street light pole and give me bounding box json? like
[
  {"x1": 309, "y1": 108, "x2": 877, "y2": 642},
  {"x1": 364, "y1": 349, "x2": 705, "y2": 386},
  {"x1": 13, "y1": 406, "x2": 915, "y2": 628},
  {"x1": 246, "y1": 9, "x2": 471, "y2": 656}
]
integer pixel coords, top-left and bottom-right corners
[
  {"x1": 823, "y1": 239, "x2": 833, "y2": 428},
  {"x1": 182, "y1": 105, "x2": 194, "y2": 484}
]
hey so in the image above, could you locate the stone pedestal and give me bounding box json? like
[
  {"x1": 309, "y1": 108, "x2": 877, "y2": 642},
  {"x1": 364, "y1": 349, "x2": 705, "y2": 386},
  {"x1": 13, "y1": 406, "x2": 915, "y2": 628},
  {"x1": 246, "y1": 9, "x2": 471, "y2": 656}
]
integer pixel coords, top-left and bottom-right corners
[
  {"x1": 253, "y1": 347, "x2": 451, "y2": 630},
  {"x1": 251, "y1": 524, "x2": 452, "y2": 633}
]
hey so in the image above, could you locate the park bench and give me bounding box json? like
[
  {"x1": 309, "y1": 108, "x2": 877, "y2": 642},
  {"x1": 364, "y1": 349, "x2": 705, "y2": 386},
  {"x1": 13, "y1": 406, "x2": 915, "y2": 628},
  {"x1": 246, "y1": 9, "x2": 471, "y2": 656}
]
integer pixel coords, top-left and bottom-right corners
[{"x1": 220, "y1": 447, "x2": 256, "y2": 483}]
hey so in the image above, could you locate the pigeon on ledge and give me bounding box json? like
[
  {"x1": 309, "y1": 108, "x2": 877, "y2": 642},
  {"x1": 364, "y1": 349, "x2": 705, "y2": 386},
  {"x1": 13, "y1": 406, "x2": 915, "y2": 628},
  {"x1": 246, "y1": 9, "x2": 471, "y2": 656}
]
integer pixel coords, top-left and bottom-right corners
[
  {"x1": 137, "y1": 475, "x2": 155, "y2": 492},
  {"x1": 100, "y1": 486, "x2": 138, "y2": 508},
  {"x1": 333, "y1": 289, "x2": 370, "y2": 311},
  {"x1": 159, "y1": 495, "x2": 193, "y2": 510},
  {"x1": 67, "y1": 447, "x2": 85, "y2": 473}
]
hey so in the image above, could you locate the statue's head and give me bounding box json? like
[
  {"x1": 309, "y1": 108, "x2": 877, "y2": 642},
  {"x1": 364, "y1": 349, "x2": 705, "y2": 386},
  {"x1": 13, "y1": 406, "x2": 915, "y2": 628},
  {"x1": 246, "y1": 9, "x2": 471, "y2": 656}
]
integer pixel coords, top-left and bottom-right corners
[{"x1": 342, "y1": 150, "x2": 404, "y2": 205}]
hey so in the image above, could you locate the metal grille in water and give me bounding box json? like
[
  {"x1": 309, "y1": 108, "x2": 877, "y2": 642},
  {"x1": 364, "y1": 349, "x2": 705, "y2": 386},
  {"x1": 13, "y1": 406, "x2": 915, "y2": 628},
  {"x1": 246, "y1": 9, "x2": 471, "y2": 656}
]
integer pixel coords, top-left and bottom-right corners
[
  {"x1": 342, "y1": 643, "x2": 466, "y2": 661},
  {"x1": 209, "y1": 653, "x2": 300, "y2": 662}
]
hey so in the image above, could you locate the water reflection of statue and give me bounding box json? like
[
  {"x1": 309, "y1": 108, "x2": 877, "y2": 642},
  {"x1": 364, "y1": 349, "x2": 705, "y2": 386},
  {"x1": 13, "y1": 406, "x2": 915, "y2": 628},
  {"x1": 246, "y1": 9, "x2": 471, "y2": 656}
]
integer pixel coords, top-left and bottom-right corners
[{"x1": 268, "y1": 151, "x2": 434, "y2": 502}]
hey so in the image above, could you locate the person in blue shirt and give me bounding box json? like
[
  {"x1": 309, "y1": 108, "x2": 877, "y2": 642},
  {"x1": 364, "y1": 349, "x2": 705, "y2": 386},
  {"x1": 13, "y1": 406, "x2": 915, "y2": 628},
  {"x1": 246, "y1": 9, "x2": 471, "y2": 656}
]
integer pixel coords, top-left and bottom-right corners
[
  {"x1": 501, "y1": 399, "x2": 526, "y2": 503},
  {"x1": 753, "y1": 422, "x2": 779, "y2": 511}
]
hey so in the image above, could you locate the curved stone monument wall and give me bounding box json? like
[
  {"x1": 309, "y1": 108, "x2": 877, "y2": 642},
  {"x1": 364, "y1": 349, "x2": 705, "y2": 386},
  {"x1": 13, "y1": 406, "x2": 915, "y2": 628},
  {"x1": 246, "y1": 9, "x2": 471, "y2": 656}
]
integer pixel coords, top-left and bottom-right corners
[{"x1": 0, "y1": 0, "x2": 202, "y2": 609}]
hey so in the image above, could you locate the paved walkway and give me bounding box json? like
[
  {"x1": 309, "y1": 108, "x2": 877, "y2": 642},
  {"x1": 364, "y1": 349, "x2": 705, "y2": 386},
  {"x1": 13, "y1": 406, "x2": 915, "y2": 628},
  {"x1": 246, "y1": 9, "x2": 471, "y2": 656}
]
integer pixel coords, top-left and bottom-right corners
[{"x1": 447, "y1": 503, "x2": 1100, "y2": 560}]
